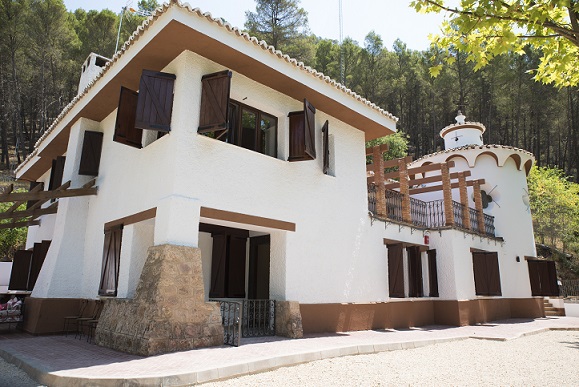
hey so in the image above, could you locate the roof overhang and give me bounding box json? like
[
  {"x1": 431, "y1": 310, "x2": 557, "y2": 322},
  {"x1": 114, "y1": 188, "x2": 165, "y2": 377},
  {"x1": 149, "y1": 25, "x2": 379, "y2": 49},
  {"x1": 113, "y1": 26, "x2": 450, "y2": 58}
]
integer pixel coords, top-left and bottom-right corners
[{"x1": 17, "y1": 3, "x2": 396, "y2": 181}]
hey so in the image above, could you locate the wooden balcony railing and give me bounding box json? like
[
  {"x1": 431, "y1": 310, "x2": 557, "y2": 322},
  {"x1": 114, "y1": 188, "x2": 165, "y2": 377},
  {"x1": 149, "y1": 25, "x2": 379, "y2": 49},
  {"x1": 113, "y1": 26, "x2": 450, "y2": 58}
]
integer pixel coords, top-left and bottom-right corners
[{"x1": 366, "y1": 145, "x2": 495, "y2": 237}]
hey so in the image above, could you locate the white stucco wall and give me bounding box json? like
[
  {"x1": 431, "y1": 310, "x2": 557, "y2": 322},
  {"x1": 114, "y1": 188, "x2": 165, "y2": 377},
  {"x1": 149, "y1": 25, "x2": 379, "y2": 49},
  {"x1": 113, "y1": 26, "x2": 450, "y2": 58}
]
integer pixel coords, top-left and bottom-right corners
[{"x1": 0, "y1": 261, "x2": 12, "y2": 293}]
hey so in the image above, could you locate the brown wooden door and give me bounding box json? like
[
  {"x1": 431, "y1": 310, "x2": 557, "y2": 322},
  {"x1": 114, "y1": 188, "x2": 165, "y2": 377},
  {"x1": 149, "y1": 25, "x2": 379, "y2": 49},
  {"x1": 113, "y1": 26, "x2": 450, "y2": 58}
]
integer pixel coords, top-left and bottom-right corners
[
  {"x1": 248, "y1": 235, "x2": 270, "y2": 300},
  {"x1": 528, "y1": 260, "x2": 559, "y2": 296},
  {"x1": 388, "y1": 244, "x2": 405, "y2": 298},
  {"x1": 407, "y1": 246, "x2": 423, "y2": 297}
]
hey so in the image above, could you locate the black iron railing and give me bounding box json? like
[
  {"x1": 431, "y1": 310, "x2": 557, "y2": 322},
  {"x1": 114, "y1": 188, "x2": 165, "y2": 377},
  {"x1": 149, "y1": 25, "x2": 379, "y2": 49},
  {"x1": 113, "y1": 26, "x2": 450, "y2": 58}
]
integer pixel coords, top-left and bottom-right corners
[
  {"x1": 385, "y1": 189, "x2": 404, "y2": 222},
  {"x1": 210, "y1": 299, "x2": 242, "y2": 347},
  {"x1": 484, "y1": 213, "x2": 495, "y2": 237},
  {"x1": 368, "y1": 187, "x2": 495, "y2": 237},
  {"x1": 211, "y1": 299, "x2": 276, "y2": 346},
  {"x1": 469, "y1": 207, "x2": 480, "y2": 232},
  {"x1": 242, "y1": 299, "x2": 275, "y2": 337}
]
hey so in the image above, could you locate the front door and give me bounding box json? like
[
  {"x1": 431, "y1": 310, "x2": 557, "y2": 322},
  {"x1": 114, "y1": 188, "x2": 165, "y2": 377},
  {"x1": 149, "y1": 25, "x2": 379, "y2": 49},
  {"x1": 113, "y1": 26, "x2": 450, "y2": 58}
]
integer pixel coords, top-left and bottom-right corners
[{"x1": 248, "y1": 235, "x2": 270, "y2": 299}]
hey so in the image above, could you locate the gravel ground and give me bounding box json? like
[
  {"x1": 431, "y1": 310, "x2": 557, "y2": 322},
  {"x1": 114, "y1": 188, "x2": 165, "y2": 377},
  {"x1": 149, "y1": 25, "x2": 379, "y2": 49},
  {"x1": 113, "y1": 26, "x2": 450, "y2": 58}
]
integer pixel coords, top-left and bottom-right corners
[
  {"x1": 204, "y1": 330, "x2": 579, "y2": 386},
  {"x1": 0, "y1": 358, "x2": 39, "y2": 387}
]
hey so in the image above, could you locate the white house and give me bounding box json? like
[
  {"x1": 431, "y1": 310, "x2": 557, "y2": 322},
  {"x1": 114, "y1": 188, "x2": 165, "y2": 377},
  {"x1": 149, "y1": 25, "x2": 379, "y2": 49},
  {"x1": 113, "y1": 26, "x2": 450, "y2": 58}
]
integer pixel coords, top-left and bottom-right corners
[{"x1": 7, "y1": 1, "x2": 557, "y2": 356}]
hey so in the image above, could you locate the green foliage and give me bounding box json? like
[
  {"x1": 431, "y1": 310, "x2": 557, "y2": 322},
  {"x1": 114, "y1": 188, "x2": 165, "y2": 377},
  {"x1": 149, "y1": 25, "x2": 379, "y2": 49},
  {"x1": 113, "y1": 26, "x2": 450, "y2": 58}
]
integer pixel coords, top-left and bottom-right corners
[
  {"x1": 528, "y1": 165, "x2": 579, "y2": 254},
  {"x1": 366, "y1": 131, "x2": 409, "y2": 163},
  {"x1": 245, "y1": 0, "x2": 313, "y2": 63},
  {"x1": 0, "y1": 194, "x2": 27, "y2": 261},
  {"x1": 411, "y1": 0, "x2": 579, "y2": 87}
]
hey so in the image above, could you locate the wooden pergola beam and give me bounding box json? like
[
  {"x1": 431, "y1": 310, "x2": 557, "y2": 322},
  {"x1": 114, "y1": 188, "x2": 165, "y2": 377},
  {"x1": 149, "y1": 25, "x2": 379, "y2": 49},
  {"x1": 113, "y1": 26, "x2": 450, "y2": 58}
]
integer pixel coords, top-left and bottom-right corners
[
  {"x1": 0, "y1": 180, "x2": 96, "y2": 203},
  {"x1": 4, "y1": 183, "x2": 45, "y2": 214},
  {"x1": 0, "y1": 220, "x2": 39, "y2": 230},
  {"x1": 365, "y1": 143, "x2": 389, "y2": 155},
  {"x1": 366, "y1": 156, "x2": 413, "y2": 173},
  {"x1": 0, "y1": 205, "x2": 58, "y2": 221},
  {"x1": 384, "y1": 171, "x2": 472, "y2": 190},
  {"x1": 409, "y1": 179, "x2": 486, "y2": 195},
  {"x1": 383, "y1": 161, "x2": 456, "y2": 181}
]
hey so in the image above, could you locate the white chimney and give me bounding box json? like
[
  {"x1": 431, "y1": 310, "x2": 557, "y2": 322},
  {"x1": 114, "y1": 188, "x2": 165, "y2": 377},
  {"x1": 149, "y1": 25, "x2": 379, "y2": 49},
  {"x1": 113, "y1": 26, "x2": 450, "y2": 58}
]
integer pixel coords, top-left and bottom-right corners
[{"x1": 78, "y1": 53, "x2": 110, "y2": 95}]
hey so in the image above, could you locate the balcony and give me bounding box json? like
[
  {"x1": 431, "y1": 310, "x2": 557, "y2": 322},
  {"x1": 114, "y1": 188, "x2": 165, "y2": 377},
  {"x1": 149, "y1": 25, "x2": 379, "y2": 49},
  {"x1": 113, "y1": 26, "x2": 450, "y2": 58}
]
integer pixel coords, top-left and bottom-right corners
[{"x1": 366, "y1": 145, "x2": 495, "y2": 238}]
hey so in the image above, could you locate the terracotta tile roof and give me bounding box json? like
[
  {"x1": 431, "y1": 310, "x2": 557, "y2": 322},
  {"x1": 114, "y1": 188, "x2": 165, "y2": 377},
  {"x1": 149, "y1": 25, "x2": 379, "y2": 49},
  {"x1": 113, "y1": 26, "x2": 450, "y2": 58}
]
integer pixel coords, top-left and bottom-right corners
[
  {"x1": 410, "y1": 144, "x2": 535, "y2": 165},
  {"x1": 17, "y1": 0, "x2": 397, "y2": 174}
]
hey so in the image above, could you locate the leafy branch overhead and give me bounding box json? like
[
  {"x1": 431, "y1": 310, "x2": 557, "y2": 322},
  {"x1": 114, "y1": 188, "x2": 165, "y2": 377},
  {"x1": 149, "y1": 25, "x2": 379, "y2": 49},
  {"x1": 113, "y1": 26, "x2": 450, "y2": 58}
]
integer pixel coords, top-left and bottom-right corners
[{"x1": 411, "y1": 0, "x2": 579, "y2": 87}]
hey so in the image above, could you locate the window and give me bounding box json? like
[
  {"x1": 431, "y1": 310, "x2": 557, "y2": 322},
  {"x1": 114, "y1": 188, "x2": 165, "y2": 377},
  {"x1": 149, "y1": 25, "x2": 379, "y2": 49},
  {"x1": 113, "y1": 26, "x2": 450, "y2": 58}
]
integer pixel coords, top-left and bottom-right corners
[
  {"x1": 198, "y1": 70, "x2": 278, "y2": 157},
  {"x1": 388, "y1": 244, "x2": 404, "y2": 298},
  {"x1": 407, "y1": 246, "x2": 424, "y2": 297},
  {"x1": 472, "y1": 251, "x2": 502, "y2": 296},
  {"x1": 78, "y1": 131, "x2": 103, "y2": 176},
  {"x1": 322, "y1": 120, "x2": 330, "y2": 174},
  {"x1": 114, "y1": 70, "x2": 176, "y2": 148},
  {"x1": 48, "y1": 156, "x2": 66, "y2": 191},
  {"x1": 528, "y1": 260, "x2": 559, "y2": 296},
  {"x1": 288, "y1": 99, "x2": 316, "y2": 161},
  {"x1": 99, "y1": 225, "x2": 123, "y2": 297}
]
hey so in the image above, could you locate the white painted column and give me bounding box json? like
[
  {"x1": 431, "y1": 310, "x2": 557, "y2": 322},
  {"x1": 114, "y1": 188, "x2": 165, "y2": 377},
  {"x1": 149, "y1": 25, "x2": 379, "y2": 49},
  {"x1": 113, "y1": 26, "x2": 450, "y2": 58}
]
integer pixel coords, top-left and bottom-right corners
[{"x1": 154, "y1": 195, "x2": 201, "y2": 247}]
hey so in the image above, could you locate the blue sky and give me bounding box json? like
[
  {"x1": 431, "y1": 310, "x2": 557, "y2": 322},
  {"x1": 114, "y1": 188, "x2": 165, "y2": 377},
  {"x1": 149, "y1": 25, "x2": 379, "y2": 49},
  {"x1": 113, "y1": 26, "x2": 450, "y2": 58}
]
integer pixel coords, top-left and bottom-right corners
[{"x1": 62, "y1": 0, "x2": 453, "y2": 51}]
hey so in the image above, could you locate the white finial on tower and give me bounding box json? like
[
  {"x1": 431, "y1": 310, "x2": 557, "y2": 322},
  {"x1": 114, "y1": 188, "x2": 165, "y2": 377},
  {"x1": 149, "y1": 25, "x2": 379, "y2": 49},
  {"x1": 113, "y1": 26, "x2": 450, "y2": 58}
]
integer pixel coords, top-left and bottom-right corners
[{"x1": 456, "y1": 110, "x2": 466, "y2": 125}]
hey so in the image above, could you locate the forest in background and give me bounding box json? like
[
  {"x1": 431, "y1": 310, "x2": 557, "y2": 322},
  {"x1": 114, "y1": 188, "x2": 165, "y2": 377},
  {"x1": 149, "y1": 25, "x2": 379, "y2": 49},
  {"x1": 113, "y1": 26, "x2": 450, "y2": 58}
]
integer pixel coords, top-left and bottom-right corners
[
  {"x1": 0, "y1": 0, "x2": 578, "y2": 276},
  {"x1": 1, "y1": 0, "x2": 578, "y2": 180}
]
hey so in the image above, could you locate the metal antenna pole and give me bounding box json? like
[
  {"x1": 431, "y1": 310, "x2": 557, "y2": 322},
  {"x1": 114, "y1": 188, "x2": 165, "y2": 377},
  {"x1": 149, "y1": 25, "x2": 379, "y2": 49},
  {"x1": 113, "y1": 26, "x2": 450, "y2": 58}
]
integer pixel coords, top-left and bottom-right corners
[
  {"x1": 115, "y1": 6, "x2": 127, "y2": 55},
  {"x1": 339, "y1": 0, "x2": 345, "y2": 84}
]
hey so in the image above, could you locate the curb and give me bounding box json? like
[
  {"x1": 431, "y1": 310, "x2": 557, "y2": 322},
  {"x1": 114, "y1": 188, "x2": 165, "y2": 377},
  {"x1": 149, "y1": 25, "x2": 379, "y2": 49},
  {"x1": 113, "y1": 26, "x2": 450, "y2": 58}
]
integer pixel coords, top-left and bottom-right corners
[{"x1": 2, "y1": 327, "x2": 579, "y2": 386}]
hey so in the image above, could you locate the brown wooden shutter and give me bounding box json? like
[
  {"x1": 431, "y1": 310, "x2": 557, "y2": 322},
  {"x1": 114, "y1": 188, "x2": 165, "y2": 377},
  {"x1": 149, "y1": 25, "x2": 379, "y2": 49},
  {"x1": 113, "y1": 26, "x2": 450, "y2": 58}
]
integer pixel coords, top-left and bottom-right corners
[
  {"x1": 209, "y1": 234, "x2": 227, "y2": 298},
  {"x1": 546, "y1": 260, "x2": 559, "y2": 296},
  {"x1": 227, "y1": 235, "x2": 247, "y2": 298},
  {"x1": 27, "y1": 240, "x2": 51, "y2": 291},
  {"x1": 486, "y1": 252, "x2": 502, "y2": 296},
  {"x1": 304, "y1": 99, "x2": 316, "y2": 159},
  {"x1": 48, "y1": 156, "x2": 66, "y2": 191},
  {"x1": 78, "y1": 131, "x2": 103, "y2": 176},
  {"x1": 99, "y1": 225, "x2": 123, "y2": 296},
  {"x1": 26, "y1": 181, "x2": 44, "y2": 209},
  {"x1": 114, "y1": 87, "x2": 142, "y2": 148},
  {"x1": 135, "y1": 70, "x2": 176, "y2": 132},
  {"x1": 407, "y1": 246, "x2": 423, "y2": 297},
  {"x1": 388, "y1": 244, "x2": 405, "y2": 298},
  {"x1": 427, "y1": 249, "x2": 439, "y2": 297},
  {"x1": 198, "y1": 70, "x2": 232, "y2": 133},
  {"x1": 8, "y1": 250, "x2": 33, "y2": 291},
  {"x1": 472, "y1": 252, "x2": 489, "y2": 295},
  {"x1": 322, "y1": 120, "x2": 329, "y2": 174},
  {"x1": 528, "y1": 260, "x2": 541, "y2": 296}
]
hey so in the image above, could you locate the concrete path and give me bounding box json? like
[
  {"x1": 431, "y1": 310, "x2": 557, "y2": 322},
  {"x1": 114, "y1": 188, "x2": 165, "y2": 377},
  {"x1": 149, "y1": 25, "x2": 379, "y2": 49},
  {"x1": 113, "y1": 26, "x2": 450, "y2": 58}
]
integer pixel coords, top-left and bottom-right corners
[{"x1": 1, "y1": 317, "x2": 579, "y2": 386}]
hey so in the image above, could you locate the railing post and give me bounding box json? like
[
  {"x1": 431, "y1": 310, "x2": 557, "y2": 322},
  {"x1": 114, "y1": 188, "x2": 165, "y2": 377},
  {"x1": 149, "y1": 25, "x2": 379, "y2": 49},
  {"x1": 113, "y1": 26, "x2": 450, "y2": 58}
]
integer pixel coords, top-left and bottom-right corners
[
  {"x1": 441, "y1": 163, "x2": 454, "y2": 227},
  {"x1": 398, "y1": 159, "x2": 412, "y2": 223},
  {"x1": 458, "y1": 172, "x2": 471, "y2": 230},
  {"x1": 473, "y1": 180, "x2": 485, "y2": 234},
  {"x1": 372, "y1": 146, "x2": 386, "y2": 217}
]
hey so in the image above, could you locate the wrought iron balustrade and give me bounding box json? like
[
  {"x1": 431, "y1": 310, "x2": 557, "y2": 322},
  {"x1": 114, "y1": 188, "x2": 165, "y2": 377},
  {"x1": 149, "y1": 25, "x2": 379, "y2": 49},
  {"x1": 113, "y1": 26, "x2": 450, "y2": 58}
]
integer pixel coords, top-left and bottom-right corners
[
  {"x1": 484, "y1": 213, "x2": 495, "y2": 237},
  {"x1": 385, "y1": 189, "x2": 404, "y2": 222},
  {"x1": 211, "y1": 299, "x2": 276, "y2": 346},
  {"x1": 367, "y1": 186, "x2": 495, "y2": 237}
]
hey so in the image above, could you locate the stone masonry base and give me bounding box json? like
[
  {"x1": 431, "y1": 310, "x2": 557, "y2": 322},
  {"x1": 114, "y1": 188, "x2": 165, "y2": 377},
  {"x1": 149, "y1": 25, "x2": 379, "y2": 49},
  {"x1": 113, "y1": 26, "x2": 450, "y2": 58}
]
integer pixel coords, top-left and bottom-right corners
[{"x1": 95, "y1": 244, "x2": 223, "y2": 356}]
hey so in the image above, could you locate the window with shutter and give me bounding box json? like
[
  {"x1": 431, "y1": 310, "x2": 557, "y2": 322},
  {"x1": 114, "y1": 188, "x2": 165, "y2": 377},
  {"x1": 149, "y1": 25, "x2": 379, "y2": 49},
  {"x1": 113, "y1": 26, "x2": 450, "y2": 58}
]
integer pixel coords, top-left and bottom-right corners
[
  {"x1": 27, "y1": 240, "x2": 51, "y2": 291},
  {"x1": 472, "y1": 251, "x2": 501, "y2": 296},
  {"x1": 99, "y1": 225, "x2": 123, "y2": 297},
  {"x1": 322, "y1": 120, "x2": 329, "y2": 174},
  {"x1": 114, "y1": 87, "x2": 142, "y2": 148},
  {"x1": 388, "y1": 244, "x2": 405, "y2": 298},
  {"x1": 8, "y1": 250, "x2": 33, "y2": 291},
  {"x1": 528, "y1": 260, "x2": 559, "y2": 296},
  {"x1": 288, "y1": 99, "x2": 316, "y2": 161},
  {"x1": 48, "y1": 156, "x2": 66, "y2": 191},
  {"x1": 198, "y1": 70, "x2": 232, "y2": 134},
  {"x1": 427, "y1": 249, "x2": 439, "y2": 297},
  {"x1": 135, "y1": 70, "x2": 176, "y2": 132},
  {"x1": 26, "y1": 181, "x2": 43, "y2": 210},
  {"x1": 78, "y1": 131, "x2": 103, "y2": 176},
  {"x1": 407, "y1": 246, "x2": 423, "y2": 297}
]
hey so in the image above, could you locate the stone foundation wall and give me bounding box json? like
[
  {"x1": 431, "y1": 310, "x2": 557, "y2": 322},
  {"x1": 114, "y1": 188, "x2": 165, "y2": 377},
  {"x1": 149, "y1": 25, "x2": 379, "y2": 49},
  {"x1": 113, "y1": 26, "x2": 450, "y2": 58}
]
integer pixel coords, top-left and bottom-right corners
[
  {"x1": 275, "y1": 301, "x2": 303, "y2": 338},
  {"x1": 95, "y1": 244, "x2": 223, "y2": 356}
]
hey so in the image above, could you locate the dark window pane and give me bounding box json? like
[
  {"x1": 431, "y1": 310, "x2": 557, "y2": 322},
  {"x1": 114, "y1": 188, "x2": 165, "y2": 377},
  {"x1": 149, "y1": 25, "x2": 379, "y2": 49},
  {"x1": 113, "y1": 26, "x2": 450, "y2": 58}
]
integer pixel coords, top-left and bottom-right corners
[
  {"x1": 260, "y1": 113, "x2": 277, "y2": 157},
  {"x1": 241, "y1": 108, "x2": 257, "y2": 150}
]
